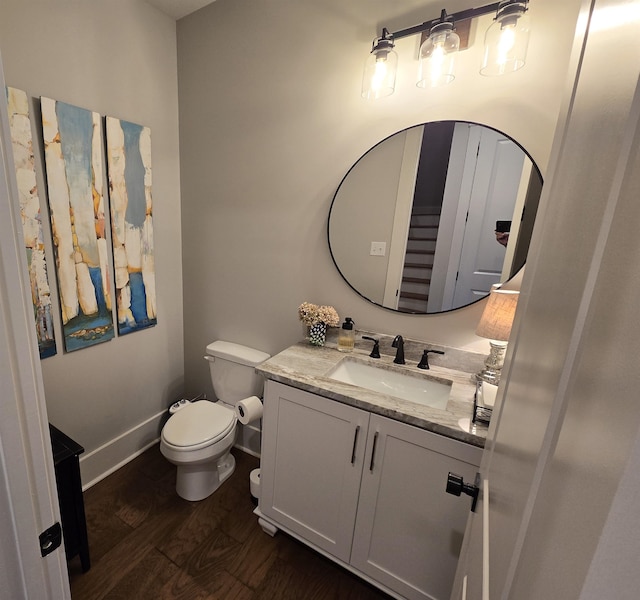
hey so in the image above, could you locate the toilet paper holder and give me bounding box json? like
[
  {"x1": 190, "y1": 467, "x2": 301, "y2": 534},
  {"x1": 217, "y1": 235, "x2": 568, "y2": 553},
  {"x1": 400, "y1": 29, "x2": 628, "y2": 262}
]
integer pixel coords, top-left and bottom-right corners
[{"x1": 235, "y1": 395, "x2": 263, "y2": 425}]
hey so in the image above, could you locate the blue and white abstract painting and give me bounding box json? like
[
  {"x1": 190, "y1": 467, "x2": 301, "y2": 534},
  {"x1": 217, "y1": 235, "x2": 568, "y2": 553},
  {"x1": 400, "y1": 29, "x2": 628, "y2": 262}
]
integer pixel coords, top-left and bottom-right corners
[
  {"x1": 106, "y1": 116, "x2": 157, "y2": 335},
  {"x1": 41, "y1": 97, "x2": 115, "y2": 352},
  {"x1": 7, "y1": 87, "x2": 57, "y2": 358}
]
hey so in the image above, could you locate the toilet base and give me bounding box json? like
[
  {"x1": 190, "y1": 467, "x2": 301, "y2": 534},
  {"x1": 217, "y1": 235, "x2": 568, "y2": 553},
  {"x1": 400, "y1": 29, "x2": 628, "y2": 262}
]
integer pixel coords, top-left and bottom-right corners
[{"x1": 175, "y1": 452, "x2": 236, "y2": 501}]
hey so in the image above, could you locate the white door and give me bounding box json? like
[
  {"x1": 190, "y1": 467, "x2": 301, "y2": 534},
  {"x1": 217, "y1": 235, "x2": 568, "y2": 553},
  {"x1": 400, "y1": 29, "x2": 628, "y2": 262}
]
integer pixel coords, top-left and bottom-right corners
[
  {"x1": 452, "y1": 3, "x2": 640, "y2": 598},
  {"x1": 451, "y1": 128, "x2": 525, "y2": 308},
  {"x1": 430, "y1": 124, "x2": 526, "y2": 312},
  {"x1": 0, "y1": 52, "x2": 71, "y2": 599}
]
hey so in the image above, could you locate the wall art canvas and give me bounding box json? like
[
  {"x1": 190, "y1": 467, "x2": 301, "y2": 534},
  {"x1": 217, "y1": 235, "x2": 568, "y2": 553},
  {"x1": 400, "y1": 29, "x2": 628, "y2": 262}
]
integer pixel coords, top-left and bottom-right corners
[
  {"x1": 105, "y1": 116, "x2": 157, "y2": 335},
  {"x1": 6, "y1": 87, "x2": 57, "y2": 358},
  {"x1": 41, "y1": 97, "x2": 114, "y2": 352}
]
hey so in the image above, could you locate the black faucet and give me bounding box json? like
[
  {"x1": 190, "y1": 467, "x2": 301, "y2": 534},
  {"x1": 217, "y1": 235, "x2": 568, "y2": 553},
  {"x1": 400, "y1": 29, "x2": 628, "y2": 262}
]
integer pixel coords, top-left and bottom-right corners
[
  {"x1": 392, "y1": 335, "x2": 405, "y2": 364},
  {"x1": 417, "y1": 349, "x2": 445, "y2": 370},
  {"x1": 362, "y1": 336, "x2": 381, "y2": 358}
]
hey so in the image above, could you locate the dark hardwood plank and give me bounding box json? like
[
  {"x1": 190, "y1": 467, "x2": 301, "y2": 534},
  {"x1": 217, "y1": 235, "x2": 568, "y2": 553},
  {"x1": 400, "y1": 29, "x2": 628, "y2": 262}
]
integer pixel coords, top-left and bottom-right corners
[
  {"x1": 69, "y1": 445, "x2": 392, "y2": 600},
  {"x1": 78, "y1": 511, "x2": 133, "y2": 566},
  {"x1": 155, "y1": 500, "x2": 229, "y2": 566},
  {"x1": 70, "y1": 538, "x2": 156, "y2": 600},
  {"x1": 183, "y1": 528, "x2": 241, "y2": 579},
  {"x1": 157, "y1": 568, "x2": 219, "y2": 600},
  {"x1": 195, "y1": 570, "x2": 255, "y2": 600},
  {"x1": 225, "y1": 519, "x2": 283, "y2": 590},
  {"x1": 103, "y1": 548, "x2": 179, "y2": 599}
]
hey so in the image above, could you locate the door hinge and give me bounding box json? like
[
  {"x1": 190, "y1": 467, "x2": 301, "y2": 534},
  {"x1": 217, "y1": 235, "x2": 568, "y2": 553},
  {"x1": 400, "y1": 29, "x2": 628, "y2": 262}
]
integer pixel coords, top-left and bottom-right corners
[{"x1": 39, "y1": 522, "x2": 62, "y2": 557}]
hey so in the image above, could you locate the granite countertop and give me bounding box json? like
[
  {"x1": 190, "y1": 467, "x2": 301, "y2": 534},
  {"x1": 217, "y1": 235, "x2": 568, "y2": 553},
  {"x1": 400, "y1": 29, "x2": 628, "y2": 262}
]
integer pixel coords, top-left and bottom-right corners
[{"x1": 256, "y1": 334, "x2": 488, "y2": 447}]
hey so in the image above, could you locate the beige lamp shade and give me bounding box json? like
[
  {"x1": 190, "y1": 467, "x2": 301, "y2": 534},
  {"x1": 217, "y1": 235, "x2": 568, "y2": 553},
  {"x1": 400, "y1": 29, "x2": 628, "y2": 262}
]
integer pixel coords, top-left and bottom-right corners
[{"x1": 475, "y1": 289, "x2": 519, "y2": 342}]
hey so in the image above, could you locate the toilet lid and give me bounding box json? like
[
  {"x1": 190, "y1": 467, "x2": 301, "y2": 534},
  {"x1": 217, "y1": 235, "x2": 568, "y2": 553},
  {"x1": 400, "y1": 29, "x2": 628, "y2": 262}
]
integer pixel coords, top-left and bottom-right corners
[{"x1": 163, "y1": 401, "x2": 235, "y2": 448}]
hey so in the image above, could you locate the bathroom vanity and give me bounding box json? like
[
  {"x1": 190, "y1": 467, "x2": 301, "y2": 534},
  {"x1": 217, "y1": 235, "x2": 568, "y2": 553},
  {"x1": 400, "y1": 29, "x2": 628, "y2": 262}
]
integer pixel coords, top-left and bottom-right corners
[{"x1": 255, "y1": 338, "x2": 486, "y2": 600}]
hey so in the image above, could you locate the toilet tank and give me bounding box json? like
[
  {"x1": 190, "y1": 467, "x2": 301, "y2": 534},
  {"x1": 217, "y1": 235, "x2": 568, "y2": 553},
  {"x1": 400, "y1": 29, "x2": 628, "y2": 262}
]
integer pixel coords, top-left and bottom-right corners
[{"x1": 205, "y1": 341, "x2": 270, "y2": 406}]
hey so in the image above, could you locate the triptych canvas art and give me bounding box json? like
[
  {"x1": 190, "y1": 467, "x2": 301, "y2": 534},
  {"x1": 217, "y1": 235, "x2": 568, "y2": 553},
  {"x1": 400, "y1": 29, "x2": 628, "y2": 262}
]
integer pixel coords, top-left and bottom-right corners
[
  {"x1": 6, "y1": 88, "x2": 157, "y2": 355},
  {"x1": 6, "y1": 88, "x2": 57, "y2": 358},
  {"x1": 105, "y1": 116, "x2": 157, "y2": 335}
]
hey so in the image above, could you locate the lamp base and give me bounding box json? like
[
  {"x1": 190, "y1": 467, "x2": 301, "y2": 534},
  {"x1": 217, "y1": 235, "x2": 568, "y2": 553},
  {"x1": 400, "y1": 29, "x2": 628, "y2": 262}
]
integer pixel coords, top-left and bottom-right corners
[{"x1": 476, "y1": 341, "x2": 507, "y2": 385}]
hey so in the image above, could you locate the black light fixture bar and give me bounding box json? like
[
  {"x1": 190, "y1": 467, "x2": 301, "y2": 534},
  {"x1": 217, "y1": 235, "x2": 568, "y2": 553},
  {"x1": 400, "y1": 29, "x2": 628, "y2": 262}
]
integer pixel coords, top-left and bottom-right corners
[
  {"x1": 363, "y1": 0, "x2": 530, "y2": 99},
  {"x1": 384, "y1": 2, "x2": 502, "y2": 41}
]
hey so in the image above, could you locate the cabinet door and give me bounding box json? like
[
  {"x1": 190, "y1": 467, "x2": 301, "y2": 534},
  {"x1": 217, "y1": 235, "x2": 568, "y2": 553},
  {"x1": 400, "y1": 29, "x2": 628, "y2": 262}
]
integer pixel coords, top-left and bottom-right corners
[
  {"x1": 260, "y1": 381, "x2": 370, "y2": 562},
  {"x1": 351, "y1": 414, "x2": 482, "y2": 600}
]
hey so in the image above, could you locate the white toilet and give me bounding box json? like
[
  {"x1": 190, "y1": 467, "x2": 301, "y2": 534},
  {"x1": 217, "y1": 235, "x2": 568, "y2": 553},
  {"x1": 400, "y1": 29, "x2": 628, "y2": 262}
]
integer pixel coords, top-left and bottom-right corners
[{"x1": 160, "y1": 340, "x2": 270, "y2": 501}]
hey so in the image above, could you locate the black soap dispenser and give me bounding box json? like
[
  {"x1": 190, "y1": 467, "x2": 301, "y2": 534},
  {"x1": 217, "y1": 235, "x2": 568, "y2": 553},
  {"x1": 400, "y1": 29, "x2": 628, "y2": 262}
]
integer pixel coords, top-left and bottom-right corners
[{"x1": 338, "y1": 317, "x2": 355, "y2": 352}]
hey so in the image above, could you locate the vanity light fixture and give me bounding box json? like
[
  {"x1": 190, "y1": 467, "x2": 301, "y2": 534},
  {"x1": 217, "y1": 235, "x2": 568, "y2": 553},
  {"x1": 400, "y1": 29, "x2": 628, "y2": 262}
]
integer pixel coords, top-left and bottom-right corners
[
  {"x1": 480, "y1": 0, "x2": 531, "y2": 76},
  {"x1": 475, "y1": 287, "x2": 519, "y2": 384},
  {"x1": 417, "y1": 10, "x2": 460, "y2": 88},
  {"x1": 361, "y1": 28, "x2": 398, "y2": 99},
  {"x1": 362, "y1": 0, "x2": 530, "y2": 99}
]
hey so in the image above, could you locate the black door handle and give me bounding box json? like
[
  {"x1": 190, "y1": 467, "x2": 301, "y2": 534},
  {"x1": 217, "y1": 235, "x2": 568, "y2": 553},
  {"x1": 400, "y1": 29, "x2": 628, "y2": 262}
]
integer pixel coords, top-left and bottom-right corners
[{"x1": 446, "y1": 472, "x2": 481, "y2": 512}]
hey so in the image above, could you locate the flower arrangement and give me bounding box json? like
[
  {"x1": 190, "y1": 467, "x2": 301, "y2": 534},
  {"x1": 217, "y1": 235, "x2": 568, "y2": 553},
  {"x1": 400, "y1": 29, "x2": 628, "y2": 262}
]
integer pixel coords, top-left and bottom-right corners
[
  {"x1": 298, "y1": 302, "x2": 339, "y2": 346},
  {"x1": 298, "y1": 302, "x2": 340, "y2": 327}
]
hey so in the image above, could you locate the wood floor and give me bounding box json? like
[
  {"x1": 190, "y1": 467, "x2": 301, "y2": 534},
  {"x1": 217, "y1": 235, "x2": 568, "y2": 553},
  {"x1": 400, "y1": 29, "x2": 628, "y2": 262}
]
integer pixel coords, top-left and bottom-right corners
[{"x1": 68, "y1": 444, "x2": 393, "y2": 600}]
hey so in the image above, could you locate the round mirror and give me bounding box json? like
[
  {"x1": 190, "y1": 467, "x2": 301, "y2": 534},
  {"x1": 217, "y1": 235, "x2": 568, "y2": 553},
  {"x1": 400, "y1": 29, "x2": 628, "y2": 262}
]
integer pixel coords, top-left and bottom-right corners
[{"x1": 328, "y1": 121, "x2": 542, "y2": 314}]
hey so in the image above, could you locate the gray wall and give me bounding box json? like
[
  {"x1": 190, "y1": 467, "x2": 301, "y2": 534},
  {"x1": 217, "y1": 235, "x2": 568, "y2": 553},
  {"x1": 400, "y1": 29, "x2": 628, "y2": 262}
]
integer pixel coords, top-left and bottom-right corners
[
  {"x1": 329, "y1": 130, "x2": 404, "y2": 305},
  {"x1": 177, "y1": 0, "x2": 582, "y2": 399},
  {"x1": 0, "y1": 0, "x2": 582, "y2": 482},
  {"x1": 0, "y1": 0, "x2": 183, "y2": 483}
]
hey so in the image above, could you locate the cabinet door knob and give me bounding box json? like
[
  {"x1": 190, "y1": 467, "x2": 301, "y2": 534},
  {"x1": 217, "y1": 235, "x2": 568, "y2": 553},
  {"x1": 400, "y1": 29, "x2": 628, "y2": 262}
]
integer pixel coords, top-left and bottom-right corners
[{"x1": 446, "y1": 472, "x2": 481, "y2": 512}]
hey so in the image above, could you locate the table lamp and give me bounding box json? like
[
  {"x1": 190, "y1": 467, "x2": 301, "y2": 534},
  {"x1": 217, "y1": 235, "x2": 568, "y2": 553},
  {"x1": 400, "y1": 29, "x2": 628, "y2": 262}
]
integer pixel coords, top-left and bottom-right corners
[{"x1": 475, "y1": 288, "x2": 519, "y2": 384}]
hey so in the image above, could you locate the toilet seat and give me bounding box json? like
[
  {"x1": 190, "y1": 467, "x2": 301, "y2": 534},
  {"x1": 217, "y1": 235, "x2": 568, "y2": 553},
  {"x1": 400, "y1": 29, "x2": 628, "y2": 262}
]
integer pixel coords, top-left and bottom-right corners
[{"x1": 162, "y1": 401, "x2": 236, "y2": 451}]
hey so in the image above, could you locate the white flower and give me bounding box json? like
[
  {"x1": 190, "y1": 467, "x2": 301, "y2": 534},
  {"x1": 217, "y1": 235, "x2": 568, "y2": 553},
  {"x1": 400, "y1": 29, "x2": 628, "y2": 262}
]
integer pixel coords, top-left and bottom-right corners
[{"x1": 298, "y1": 302, "x2": 339, "y2": 327}]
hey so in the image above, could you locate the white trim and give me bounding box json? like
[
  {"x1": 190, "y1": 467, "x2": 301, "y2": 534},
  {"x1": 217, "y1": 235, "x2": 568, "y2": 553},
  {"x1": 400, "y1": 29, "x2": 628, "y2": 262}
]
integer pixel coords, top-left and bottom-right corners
[
  {"x1": 0, "y1": 53, "x2": 70, "y2": 598},
  {"x1": 234, "y1": 421, "x2": 261, "y2": 458},
  {"x1": 79, "y1": 411, "x2": 263, "y2": 491},
  {"x1": 79, "y1": 410, "x2": 166, "y2": 490},
  {"x1": 383, "y1": 127, "x2": 423, "y2": 309},
  {"x1": 501, "y1": 158, "x2": 531, "y2": 280},
  {"x1": 483, "y1": 479, "x2": 490, "y2": 600},
  {"x1": 234, "y1": 442, "x2": 261, "y2": 459}
]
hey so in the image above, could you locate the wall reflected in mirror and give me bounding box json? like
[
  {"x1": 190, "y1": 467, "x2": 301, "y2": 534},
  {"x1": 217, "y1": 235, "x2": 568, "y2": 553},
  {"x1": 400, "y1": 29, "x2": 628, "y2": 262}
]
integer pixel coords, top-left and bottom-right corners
[{"x1": 328, "y1": 121, "x2": 543, "y2": 314}]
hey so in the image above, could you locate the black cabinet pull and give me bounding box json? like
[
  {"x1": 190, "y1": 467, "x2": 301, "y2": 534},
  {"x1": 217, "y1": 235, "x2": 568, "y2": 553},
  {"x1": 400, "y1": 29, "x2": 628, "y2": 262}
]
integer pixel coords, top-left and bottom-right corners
[
  {"x1": 351, "y1": 426, "x2": 360, "y2": 464},
  {"x1": 369, "y1": 432, "x2": 379, "y2": 471}
]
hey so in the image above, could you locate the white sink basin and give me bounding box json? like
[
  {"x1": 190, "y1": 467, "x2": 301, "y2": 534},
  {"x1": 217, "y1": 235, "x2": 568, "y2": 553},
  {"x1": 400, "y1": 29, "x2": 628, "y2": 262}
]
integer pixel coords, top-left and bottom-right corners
[{"x1": 326, "y1": 358, "x2": 452, "y2": 409}]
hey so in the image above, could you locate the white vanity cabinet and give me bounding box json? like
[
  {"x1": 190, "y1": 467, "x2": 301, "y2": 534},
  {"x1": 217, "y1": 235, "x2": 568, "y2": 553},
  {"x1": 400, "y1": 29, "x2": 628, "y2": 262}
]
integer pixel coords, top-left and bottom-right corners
[
  {"x1": 258, "y1": 380, "x2": 483, "y2": 600},
  {"x1": 259, "y1": 380, "x2": 369, "y2": 562},
  {"x1": 351, "y1": 413, "x2": 482, "y2": 600}
]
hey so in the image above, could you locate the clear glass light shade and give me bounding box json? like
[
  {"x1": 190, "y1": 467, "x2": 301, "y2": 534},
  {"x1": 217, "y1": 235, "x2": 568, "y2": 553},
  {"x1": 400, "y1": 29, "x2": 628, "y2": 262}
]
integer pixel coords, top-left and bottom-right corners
[
  {"x1": 361, "y1": 45, "x2": 398, "y2": 99},
  {"x1": 480, "y1": 6, "x2": 530, "y2": 76},
  {"x1": 417, "y1": 24, "x2": 460, "y2": 88}
]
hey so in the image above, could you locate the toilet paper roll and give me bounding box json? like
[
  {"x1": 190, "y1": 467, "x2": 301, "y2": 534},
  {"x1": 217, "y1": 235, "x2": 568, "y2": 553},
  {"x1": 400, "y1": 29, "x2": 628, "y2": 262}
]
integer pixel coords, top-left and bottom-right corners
[
  {"x1": 236, "y1": 395, "x2": 263, "y2": 424},
  {"x1": 250, "y1": 468, "x2": 261, "y2": 499}
]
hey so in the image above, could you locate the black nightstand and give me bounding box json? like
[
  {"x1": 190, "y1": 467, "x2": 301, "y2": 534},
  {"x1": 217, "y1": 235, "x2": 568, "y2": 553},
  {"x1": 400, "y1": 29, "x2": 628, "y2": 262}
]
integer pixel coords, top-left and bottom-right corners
[{"x1": 49, "y1": 424, "x2": 90, "y2": 572}]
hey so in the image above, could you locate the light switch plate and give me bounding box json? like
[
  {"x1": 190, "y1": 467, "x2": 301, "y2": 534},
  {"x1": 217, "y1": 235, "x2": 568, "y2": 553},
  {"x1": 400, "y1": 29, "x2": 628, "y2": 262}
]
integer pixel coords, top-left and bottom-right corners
[{"x1": 370, "y1": 241, "x2": 386, "y2": 256}]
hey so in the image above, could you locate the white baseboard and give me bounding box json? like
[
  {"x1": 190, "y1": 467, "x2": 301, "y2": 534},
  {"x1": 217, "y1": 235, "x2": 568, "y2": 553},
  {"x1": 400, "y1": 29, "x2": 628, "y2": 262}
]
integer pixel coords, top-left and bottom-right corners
[
  {"x1": 234, "y1": 442, "x2": 261, "y2": 459},
  {"x1": 80, "y1": 411, "x2": 262, "y2": 490},
  {"x1": 234, "y1": 421, "x2": 261, "y2": 458},
  {"x1": 79, "y1": 409, "x2": 166, "y2": 491}
]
